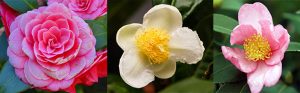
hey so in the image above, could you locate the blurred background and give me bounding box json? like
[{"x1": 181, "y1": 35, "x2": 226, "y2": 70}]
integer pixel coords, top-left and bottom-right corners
[
  {"x1": 214, "y1": 0, "x2": 300, "y2": 92},
  {"x1": 108, "y1": 0, "x2": 214, "y2": 93}
]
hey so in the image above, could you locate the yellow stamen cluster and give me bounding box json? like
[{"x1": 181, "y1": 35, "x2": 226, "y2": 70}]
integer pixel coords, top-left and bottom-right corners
[
  {"x1": 243, "y1": 34, "x2": 271, "y2": 61},
  {"x1": 135, "y1": 28, "x2": 170, "y2": 64}
]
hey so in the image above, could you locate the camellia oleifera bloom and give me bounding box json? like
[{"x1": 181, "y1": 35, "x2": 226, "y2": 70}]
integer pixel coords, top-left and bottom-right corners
[
  {"x1": 221, "y1": 2, "x2": 290, "y2": 93},
  {"x1": 116, "y1": 4, "x2": 205, "y2": 88},
  {"x1": 7, "y1": 3, "x2": 100, "y2": 92},
  {"x1": 48, "y1": 0, "x2": 107, "y2": 20}
]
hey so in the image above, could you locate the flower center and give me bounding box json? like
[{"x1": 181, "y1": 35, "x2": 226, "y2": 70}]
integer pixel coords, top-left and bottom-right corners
[
  {"x1": 135, "y1": 28, "x2": 170, "y2": 64},
  {"x1": 243, "y1": 34, "x2": 271, "y2": 61}
]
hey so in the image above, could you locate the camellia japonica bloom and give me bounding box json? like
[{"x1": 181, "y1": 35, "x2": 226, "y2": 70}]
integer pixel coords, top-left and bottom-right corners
[
  {"x1": 7, "y1": 3, "x2": 98, "y2": 92},
  {"x1": 116, "y1": 4, "x2": 205, "y2": 88},
  {"x1": 48, "y1": 0, "x2": 107, "y2": 20},
  {"x1": 221, "y1": 2, "x2": 290, "y2": 93}
]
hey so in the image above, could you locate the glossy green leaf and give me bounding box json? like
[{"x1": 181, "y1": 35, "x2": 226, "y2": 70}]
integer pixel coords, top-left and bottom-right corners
[
  {"x1": 159, "y1": 77, "x2": 214, "y2": 93},
  {"x1": 213, "y1": 14, "x2": 237, "y2": 35},
  {"x1": 86, "y1": 15, "x2": 107, "y2": 50},
  {"x1": 0, "y1": 63, "x2": 29, "y2": 93},
  {"x1": 0, "y1": 34, "x2": 8, "y2": 62},
  {"x1": 213, "y1": 53, "x2": 245, "y2": 83},
  {"x1": 153, "y1": 0, "x2": 203, "y2": 19},
  {"x1": 216, "y1": 81, "x2": 249, "y2": 93},
  {"x1": 4, "y1": 0, "x2": 38, "y2": 13},
  {"x1": 287, "y1": 42, "x2": 300, "y2": 52},
  {"x1": 262, "y1": 81, "x2": 297, "y2": 93}
]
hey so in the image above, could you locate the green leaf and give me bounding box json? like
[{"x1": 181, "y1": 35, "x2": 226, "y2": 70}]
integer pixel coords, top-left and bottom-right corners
[
  {"x1": 262, "y1": 81, "x2": 297, "y2": 93},
  {"x1": 216, "y1": 81, "x2": 250, "y2": 93},
  {"x1": 0, "y1": 63, "x2": 29, "y2": 93},
  {"x1": 0, "y1": 34, "x2": 8, "y2": 62},
  {"x1": 287, "y1": 42, "x2": 300, "y2": 52},
  {"x1": 86, "y1": 15, "x2": 107, "y2": 50},
  {"x1": 213, "y1": 53, "x2": 245, "y2": 83},
  {"x1": 152, "y1": 0, "x2": 203, "y2": 19},
  {"x1": 219, "y1": 0, "x2": 245, "y2": 11},
  {"x1": 4, "y1": 0, "x2": 38, "y2": 13},
  {"x1": 159, "y1": 77, "x2": 214, "y2": 93},
  {"x1": 213, "y1": 14, "x2": 238, "y2": 35}
]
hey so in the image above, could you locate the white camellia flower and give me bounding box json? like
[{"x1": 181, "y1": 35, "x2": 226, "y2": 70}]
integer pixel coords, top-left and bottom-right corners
[{"x1": 116, "y1": 4, "x2": 205, "y2": 88}]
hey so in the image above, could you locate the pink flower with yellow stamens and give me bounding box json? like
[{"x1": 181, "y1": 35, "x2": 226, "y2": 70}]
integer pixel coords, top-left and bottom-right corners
[{"x1": 221, "y1": 2, "x2": 290, "y2": 93}]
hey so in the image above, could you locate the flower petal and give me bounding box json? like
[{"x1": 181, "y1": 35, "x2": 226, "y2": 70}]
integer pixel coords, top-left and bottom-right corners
[
  {"x1": 230, "y1": 24, "x2": 257, "y2": 45},
  {"x1": 247, "y1": 62, "x2": 281, "y2": 93},
  {"x1": 24, "y1": 60, "x2": 52, "y2": 87},
  {"x1": 116, "y1": 23, "x2": 143, "y2": 51},
  {"x1": 238, "y1": 2, "x2": 273, "y2": 32},
  {"x1": 143, "y1": 4, "x2": 182, "y2": 32},
  {"x1": 7, "y1": 48, "x2": 27, "y2": 68},
  {"x1": 221, "y1": 46, "x2": 257, "y2": 73},
  {"x1": 260, "y1": 20, "x2": 279, "y2": 50},
  {"x1": 265, "y1": 25, "x2": 290, "y2": 66},
  {"x1": 169, "y1": 27, "x2": 204, "y2": 64},
  {"x1": 119, "y1": 48, "x2": 154, "y2": 88},
  {"x1": 150, "y1": 60, "x2": 176, "y2": 79}
]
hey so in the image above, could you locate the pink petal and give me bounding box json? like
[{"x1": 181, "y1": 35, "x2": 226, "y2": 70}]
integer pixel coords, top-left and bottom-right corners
[
  {"x1": 78, "y1": 30, "x2": 95, "y2": 56},
  {"x1": 7, "y1": 48, "x2": 27, "y2": 68},
  {"x1": 28, "y1": 59, "x2": 50, "y2": 80},
  {"x1": 221, "y1": 46, "x2": 257, "y2": 73},
  {"x1": 8, "y1": 29, "x2": 26, "y2": 56},
  {"x1": 46, "y1": 14, "x2": 66, "y2": 21},
  {"x1": 260, "y1": 20, "x2": 279, "y2": 50},
  {"x1": 31, "y1": 24, "x2": 42, "y2": 41},
  {"x1": 24, "y1": 61, "x2": 52, "y2": 87},
  {"x1": 247, "y1": 62, "x2": 281, "y2": 93},
  {"x1": 265, "y1": 25, "x2": 290, "y2": 66},
  {"x1": 275, "y1": 25, "x2": 290, "y2": 51},
  {"x1": 44, "y1": 63, "x2": 70, "y2": 80},
  {"x1": 55, "y1": 19, "x2": 69, "y2": 29},
  {"x1": 65, "y1": 57, "x2": 86, "y2": 79},
  {"x1": 238, "y1": 2, "x2": 273, "y2": 32},
  {"x1": 22, "y1": 38, "x2": 35, "y2": 59},
  {"x1": 45, "y1": 3, "x2": 72, "y2": 18},
  {"x1": 20, "y1": 11, "x2": 38, "y2": 32},
  {"x1": 41, "y1": 20, "x2": 57, "y2": 29},
  {"x1": 230, "y1": 24, "x2": 257, "y2": 45}
]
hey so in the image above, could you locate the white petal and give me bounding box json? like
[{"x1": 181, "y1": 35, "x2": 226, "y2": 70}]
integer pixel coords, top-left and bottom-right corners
[
  {"x1": 119, "y1": 48, "x2": 154, "y2": 88},
  {"x1": 169, "y1": 27, "x2": 205, "y2": 64},
  {"x1": 150, "y1": 60, "x2": 176, "y2": 79},
  {"x1": 143, "y1": 4, "x2": 182, "y2": 32},
  {"x1": 116, "y1": 23, "x2": 143, "y2": 50}
]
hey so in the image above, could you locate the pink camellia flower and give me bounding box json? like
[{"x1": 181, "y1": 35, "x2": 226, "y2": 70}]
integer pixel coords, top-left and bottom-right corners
[
  {"x1": 7, "y1": 3, "x2": 99, "y2": 92},
  {"x1": 221, "y1": 2, "x2": 290, "y2": 93},
  {"x1": 48, "y1": 0, "x2": 107, "y2": 20}
]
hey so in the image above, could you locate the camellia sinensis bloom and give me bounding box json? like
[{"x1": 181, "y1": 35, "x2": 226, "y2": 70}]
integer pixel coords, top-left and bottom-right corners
[
  {"x1": 116, "y1": 4, "x2": 205, "y2": 88},
  {"x1": 221, "y1": 2, "x2": 290, "y2": 93}
]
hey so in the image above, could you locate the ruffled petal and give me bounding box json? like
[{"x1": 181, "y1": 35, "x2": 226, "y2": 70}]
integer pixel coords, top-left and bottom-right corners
[
  {"x1": 221, "y1": 46, "x2": 257, "y2": 73},
  {"x1": 116, "y1": 23, "x2": 143, "y2": 50},
  {"x1": 238, "y1": 2, "x2": 273, "y2": 32},
  {"x1": 265, "y1": 25, "x2": 290, "y2": 65},
  {"x1": 230, "y1": 24, "x2": 257, "y2": 45},
  {"x1": 143, "y1": 4, "x2": 182, "y2": 32},
  {"x1": 247, "y1": 62, "x2": 281, "y2": 93},
  {"x1": 169, "y1": 27, "x2": 204, "y2": 64},
  {"x1": 119, "y1": 48, "x2": 154, "y2": 88}
]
